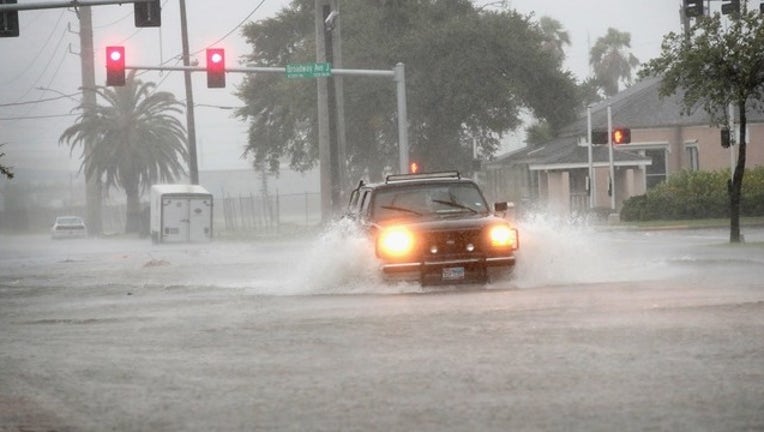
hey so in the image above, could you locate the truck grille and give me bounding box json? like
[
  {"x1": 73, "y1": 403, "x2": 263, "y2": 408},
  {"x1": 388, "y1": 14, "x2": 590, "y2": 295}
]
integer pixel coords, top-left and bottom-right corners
[{"x1": 422, "y1": 229, "x2": 483, "y2": 256}]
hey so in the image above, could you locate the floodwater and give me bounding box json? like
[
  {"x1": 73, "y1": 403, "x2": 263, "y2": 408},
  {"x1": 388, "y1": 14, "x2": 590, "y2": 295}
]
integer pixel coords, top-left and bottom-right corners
[
  {"x1": 2, "y1": 217, "x2": 762, "y2": 295},
  {"x1": 1, "y1": 219, "x2": 763, "y2": 431}
]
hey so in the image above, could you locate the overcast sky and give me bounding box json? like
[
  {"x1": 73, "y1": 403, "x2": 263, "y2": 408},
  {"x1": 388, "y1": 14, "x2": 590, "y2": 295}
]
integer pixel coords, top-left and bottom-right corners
[{"x1": 0, "y1": 0, "x2": 689, "y2": 177}]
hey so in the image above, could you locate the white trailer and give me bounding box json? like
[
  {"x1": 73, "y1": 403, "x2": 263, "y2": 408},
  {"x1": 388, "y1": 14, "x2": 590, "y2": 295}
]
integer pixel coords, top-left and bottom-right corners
[{"x1": 150, "y1": 184, "x2": 213, "y2": 243}]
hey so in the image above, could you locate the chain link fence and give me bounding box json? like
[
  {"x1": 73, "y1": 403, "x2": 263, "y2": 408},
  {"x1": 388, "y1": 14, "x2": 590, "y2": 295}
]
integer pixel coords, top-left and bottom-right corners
[{"x1": 217, "y1": 191, "x2": 321, "y2": 235}]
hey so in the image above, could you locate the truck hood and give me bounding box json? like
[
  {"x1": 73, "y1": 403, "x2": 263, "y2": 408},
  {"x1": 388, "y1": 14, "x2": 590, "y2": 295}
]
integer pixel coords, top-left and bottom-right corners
[{"x1": 375, "y1": 214, "x2": 511, "y2": 232}]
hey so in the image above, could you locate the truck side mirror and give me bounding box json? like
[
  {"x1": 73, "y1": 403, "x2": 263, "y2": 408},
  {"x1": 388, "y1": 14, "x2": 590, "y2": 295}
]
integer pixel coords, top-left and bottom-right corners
[{"x1": 494, "y1": 202, "x2": 515, "y2": 220}]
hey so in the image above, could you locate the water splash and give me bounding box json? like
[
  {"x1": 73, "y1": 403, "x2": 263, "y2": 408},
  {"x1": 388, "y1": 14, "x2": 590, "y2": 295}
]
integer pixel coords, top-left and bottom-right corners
[{"x1": 510, "y1": 212, "x2": 681, "y2": 288}]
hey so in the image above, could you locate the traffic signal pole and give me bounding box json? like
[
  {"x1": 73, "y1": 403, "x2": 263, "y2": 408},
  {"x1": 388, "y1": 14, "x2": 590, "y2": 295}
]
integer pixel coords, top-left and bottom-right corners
[
  {"x1": 608, "y1": 105, "x2": 616, "y2": 210},
  {"x1": 178, "y1": 0, "x2": 199, "y2": 185}
]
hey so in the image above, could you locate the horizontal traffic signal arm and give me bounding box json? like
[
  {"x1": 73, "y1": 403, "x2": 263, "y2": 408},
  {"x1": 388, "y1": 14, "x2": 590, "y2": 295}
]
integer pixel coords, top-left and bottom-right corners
[
  {"x1": 0, "y1": 0, "x2": 160, "y2": 38},
  {"x1": 0, "y1": 0, "x2": 157, "y2": 12}
]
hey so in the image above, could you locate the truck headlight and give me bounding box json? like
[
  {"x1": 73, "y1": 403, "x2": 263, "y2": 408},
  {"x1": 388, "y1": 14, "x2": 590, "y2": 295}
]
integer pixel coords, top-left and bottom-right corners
[
  {"x1": 377, "y1": 227, "x2": 415, "y2": 258},
  {"x1": 488, "y1": 225, "x2": 518, "y2": 250}
]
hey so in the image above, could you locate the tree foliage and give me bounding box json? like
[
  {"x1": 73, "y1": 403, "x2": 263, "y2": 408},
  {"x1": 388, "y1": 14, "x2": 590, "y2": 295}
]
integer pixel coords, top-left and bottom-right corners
[
  {"x1": 589, "y1": 27, "x2": 640, "y2": 97},
  {"x1": 0, "y1": 143, "x2": 13, "y2": 179},
  {"x1": 537, "y1": 16, "x2": 570, "y2": 67},
  {"x1": 59, "y1": 72, "x2": 188, "y2": 233},
  {"x1": 236, "y1": 0, "x2": 579, "y2": 180},
  {"x1": 640, "y1": 5, "x2": 764, "y2": 242}
]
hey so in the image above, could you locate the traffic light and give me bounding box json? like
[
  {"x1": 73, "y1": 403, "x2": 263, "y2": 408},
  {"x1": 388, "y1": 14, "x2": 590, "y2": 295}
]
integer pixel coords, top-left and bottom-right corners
[
  {"x1": 409, "y1": 161, "x2": 420, "y2": 173},
  {"x1": 684, "y1": 0, "x2": 704, "y2": 17},
  {"x1": 106, "y1": 46, "x2": 125, "y2": 86},
  {"x1": 134, "y1": 0, "x2": 161, "y2": 27},
  {"x1": 612, "y1": 127, "x2": 631, "y2": 145},
  {"x1": 721, "y1": 0, "x2": 740, "y2": 15},
  {"x1": 0, "y1": 0, "x2": 19, "y2": 38},
  {"x1": 206, "y1": 48, "x2": 225, "y2": 88},
  {"x1": 591, "y1": 129, "x2": 608, "y2": 145}
]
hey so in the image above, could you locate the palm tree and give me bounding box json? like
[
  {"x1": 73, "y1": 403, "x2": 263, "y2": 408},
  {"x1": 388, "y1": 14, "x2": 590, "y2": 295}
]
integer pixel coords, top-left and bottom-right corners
[
  {"x1": 589, "y1": 28, "x2": 640, "y2": 97},
  {"x1": 60, "y1": 71, "x2": 188, "y2": 233},
  {"x1": 538, "y1": 16, "x2": 570, "y2": 66}
]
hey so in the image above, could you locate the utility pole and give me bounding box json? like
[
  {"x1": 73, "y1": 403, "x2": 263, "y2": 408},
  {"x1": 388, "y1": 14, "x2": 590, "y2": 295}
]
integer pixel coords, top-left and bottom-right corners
[
  {"x1": 315, "y1": 0, "x2": 334, "y2": 222},
  {"x1": 179, "y1": 0, "x2": 199, "y2": 184},
  {"x1": 328, "y1": 0, "x2": 346, "y2": 211},
  {"x1": 314, "y1": 0, "x2": 348, "y2": 219},
  {"x1": 77, "y1": 6, "x2": 102, "y2": 235}
]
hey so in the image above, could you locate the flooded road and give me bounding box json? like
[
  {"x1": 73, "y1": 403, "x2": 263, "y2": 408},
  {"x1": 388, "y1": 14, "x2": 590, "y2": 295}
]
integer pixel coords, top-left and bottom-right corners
[{"x1": 1, "y1": 222, "x2": 763, "y2": 431}]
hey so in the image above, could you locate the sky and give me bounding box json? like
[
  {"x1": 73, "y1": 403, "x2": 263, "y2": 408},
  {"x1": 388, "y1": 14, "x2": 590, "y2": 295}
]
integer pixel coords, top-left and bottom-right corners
[{"x1": 0, "y1": 0, "x2": 687, "y2": 179}]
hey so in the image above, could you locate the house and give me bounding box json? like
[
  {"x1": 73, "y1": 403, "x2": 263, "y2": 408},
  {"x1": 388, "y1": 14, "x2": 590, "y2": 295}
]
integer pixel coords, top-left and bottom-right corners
[{"x1": 482, "y1": 76, "x2": 764, "y2": 218}]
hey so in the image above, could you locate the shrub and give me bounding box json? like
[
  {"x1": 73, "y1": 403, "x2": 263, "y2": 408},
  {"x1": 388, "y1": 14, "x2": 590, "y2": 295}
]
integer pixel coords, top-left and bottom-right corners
[{"x1": 621, "y1": 167, "x2": 764, "y2": 221}]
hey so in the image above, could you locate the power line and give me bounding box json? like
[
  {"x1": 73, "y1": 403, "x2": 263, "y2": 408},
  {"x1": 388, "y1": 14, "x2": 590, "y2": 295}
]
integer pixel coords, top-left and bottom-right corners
[
  {"x1": 0, "y1": 113, "x2": 78, "y2": 121},
  {"x1": 196, "y1": 0, "x2": 267, "y2": 54},
  {"x1": 0, "y1": 94, "x2": 80, "y2": 107},
  {"x1": 1, "y1": 9, "x2": 68, "y2": 86}
]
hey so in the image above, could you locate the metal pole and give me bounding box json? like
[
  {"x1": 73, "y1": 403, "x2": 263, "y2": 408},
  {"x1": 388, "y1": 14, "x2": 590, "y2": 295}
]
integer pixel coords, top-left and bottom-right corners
[
  {"x1": 608, "y1": 105, "x2": 615, "y2": 210},
  {"x1": 179, "y1": 0, "x2": 199, "y2": 185},
  {"x1": 587, "y1": 106, "x2": 594, "y2": 209},
  {"x1": 395, "y1": 62, "x2": 409, "y2": 173}
]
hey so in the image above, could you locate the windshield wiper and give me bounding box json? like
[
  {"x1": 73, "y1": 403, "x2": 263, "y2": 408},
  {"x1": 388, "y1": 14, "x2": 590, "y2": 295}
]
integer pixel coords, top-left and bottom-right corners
[
  {"x1": 431, "y1": 199, "x2": 478, "y2": 214},
  {"x1": 380, "y1": 205, "x2": 423, "y2": 216}
]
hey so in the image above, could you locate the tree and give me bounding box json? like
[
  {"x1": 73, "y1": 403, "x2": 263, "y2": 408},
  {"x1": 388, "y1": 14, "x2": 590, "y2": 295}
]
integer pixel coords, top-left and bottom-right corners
[
  {"x1": 577, "y1": 77, "x2": 603, "y2": 108},
  {"x1": 525, "y1": 121, "x2": 554, "y2": 147},
  {"x1": 640, "y1": 5, "x2": 764, "y2": 243},
  {"x1": 590, "y1": 28, "x2": 640, "y2": 97},
  {"x1": 538, "y1": 16, "x2": 570, "y2": 66},
  {"x1": 60, "y1": 72, "x2": 188, "y2": 233},
  {"x1": 0, "y1": 143, "x2": 13, "y2": 179},
  {"x1": 237, "y1": 0, "x2": 579, "y2": 181}
]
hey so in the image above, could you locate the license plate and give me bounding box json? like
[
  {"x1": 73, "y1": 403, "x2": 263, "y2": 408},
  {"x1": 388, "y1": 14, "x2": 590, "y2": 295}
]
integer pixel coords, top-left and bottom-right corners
[{"x1": 442, "y1": 267, "x2": 465, "y2": 281}]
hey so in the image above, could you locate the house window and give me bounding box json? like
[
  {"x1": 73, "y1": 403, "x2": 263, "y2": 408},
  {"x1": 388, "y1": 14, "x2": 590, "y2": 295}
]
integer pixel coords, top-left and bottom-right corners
[
  {"x1": 645, "y1": 148, "x2": 667, "y2": 189},
  {"x1": 685, "y1": 145, "x2": 699, "y2": 171}
]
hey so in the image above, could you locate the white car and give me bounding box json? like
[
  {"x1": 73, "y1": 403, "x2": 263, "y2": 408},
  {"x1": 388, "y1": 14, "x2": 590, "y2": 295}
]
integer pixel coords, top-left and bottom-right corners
[{"x1": 51, "y1": 216, "x2": 87, "y2": 239}]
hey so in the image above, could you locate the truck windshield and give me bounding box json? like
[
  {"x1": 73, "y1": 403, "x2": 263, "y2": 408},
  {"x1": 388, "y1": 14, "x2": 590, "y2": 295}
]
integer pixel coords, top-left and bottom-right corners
[{"x1": 372, "y1": 183, "x2": 488, "y2": 221}]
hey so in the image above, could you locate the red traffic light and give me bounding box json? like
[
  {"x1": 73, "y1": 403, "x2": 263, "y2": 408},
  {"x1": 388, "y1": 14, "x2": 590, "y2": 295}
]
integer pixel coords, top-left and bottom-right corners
[
  {"x1": 409, "y1": 161, "x2": 420, "y2": 173},
  {"x1": 106, "y1": 46, "x2": 125, "y2": 86},
  {"x1": 206, "y1": 48, "x2": 225, "y2": 88},
  {"x1": 612, "y1": 127, "x2": 631, "y2": 145}
]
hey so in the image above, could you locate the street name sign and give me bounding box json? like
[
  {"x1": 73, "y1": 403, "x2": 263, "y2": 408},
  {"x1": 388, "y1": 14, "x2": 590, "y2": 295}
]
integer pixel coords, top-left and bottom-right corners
[{"x1": 286, "y1": 62, "x2": 331, "y2": 78}]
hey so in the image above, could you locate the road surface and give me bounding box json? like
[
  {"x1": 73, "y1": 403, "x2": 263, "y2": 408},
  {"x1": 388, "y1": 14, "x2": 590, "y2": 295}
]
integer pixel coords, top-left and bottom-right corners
[{"x1": 1, "y1": 221, "x2": 763, "y2": 431}]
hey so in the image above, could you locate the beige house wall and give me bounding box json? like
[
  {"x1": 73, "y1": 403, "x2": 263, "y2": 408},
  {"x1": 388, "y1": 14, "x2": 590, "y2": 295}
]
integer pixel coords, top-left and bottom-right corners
[
  {"x1": 633, "y1": 124, "x2": 764, "y2": 174},
  {"x1": 545, "y1": 171, "x2": 570, "y2": 216}
]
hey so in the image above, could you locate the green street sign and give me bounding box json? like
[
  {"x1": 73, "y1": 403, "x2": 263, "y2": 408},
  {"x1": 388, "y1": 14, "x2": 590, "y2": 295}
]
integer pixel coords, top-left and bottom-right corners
[{"x1": 285, "y1": 62, "x2": 332, "y2": 79}]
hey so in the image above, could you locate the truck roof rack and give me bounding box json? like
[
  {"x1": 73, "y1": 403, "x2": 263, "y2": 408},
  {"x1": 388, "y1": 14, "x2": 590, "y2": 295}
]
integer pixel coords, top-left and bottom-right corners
[{"x1": 385, "y1": 171, "x2": 461, "y2": 184}]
